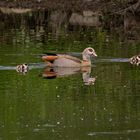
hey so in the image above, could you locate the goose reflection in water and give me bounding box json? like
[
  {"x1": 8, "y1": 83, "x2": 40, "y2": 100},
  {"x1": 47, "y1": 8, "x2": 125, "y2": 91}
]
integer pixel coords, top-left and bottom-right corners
[{"x1": 42, "y1": 67, "x2": 97, "y2": 86}]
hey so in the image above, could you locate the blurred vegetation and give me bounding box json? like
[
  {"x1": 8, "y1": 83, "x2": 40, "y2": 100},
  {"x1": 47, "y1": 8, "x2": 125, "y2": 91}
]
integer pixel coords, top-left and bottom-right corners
[{"x1": 0, "y1": 0, "x2": 139, "y2": 40}]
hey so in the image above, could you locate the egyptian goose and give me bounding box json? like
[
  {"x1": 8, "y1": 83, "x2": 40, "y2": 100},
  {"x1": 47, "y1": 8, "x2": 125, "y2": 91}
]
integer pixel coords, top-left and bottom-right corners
[
  {"x1": 130, "y1": 54, "x2": 140, "y2": 66},
  {"x1": 42, "y1": 47, "x2": 97, "y2": 67},
  {"x1": 16, "y1": 64, "x2": 28, "y2": 74}
]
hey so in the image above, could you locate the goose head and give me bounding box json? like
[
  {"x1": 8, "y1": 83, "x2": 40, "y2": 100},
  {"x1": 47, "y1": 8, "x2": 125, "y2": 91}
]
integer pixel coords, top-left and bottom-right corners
[{"x1": 82, "y1": 47, "x2": 97, "y2": 61}]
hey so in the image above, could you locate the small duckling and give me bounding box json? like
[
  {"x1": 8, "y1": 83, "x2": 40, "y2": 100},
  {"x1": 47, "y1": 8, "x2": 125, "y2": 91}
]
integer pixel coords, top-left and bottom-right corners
[
  {"x1": 129, "y1": 54, "x2": 140, "y2": 66},
  {"x1": 16, "y1": 64, "x2": 28, "y2": 74}
]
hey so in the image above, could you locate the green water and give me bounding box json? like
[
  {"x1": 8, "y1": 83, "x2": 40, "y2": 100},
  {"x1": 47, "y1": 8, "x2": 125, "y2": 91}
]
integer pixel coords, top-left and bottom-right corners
[{"x1": 0, "y1": 12, "x2": 140, "y2": 140}]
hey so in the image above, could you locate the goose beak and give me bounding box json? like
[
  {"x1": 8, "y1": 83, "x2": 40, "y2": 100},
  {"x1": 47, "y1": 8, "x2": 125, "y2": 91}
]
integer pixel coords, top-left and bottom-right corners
[{"x1": 92, "y1": 52, "x2": 97, "y2": 57}]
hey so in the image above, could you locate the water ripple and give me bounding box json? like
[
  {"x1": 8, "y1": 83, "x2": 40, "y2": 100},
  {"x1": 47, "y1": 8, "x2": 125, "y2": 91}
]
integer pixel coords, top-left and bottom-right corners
[
  {"x1": 0, "y1": 58, "x2": 130, "y2": 71},
  {"x1": 88, "y1": 129, "x2": 140, "y2": 136},
  {"x1": 0, "y1": 63, "x2": 46, "y2": 70},
  {"x1": 94, "y1": 58, "x2": 129, "y2": 63}
]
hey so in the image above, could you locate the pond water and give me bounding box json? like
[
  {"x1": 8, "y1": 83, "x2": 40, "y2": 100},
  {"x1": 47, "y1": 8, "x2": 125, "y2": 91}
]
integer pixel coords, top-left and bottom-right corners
[{"x1": 0, "y1": 11, "x2": 140, "y2": 140}]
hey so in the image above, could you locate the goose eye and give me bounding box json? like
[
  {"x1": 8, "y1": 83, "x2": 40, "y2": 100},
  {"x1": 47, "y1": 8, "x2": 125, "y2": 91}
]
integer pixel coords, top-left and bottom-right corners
[{"x1": 88, "y1": 49, "x2": 93, "y2": 52}]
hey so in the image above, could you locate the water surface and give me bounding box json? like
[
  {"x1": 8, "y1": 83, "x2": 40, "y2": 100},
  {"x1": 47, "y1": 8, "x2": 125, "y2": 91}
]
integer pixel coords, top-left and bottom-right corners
[{"x1": 0, "y1": 11, "x2": 140, "y2": 140}]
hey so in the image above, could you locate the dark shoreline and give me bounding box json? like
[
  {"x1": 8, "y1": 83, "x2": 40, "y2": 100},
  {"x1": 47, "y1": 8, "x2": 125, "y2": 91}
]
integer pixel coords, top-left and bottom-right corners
[
  {"x1": 0, "y1": 0, "x2": 130, "y2": 11},
  {"x1": 0, "y1": 0, "x2": 140, "y2": 40},
  {"x1": 0, "y1": 0, "x2": 139, "y2": 13}
]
